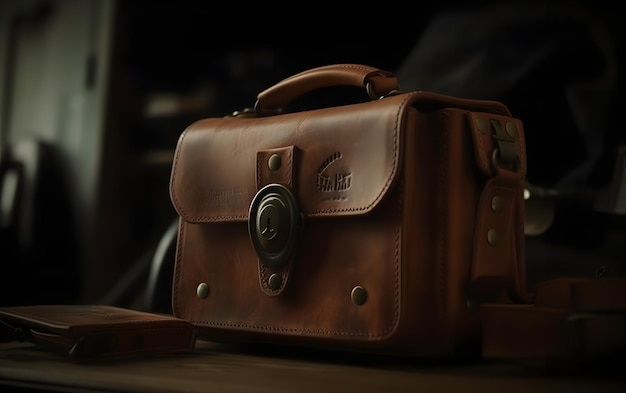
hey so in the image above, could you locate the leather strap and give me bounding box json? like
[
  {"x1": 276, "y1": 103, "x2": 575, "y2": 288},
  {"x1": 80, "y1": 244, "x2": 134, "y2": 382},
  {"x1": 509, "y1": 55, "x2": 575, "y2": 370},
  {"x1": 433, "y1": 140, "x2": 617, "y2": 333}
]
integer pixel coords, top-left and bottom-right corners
[
  {"x1": 255, "y1": 146, "x2": 297, "y2": 296},
  {"x1": 533, "y1": 276, "x2": 626, "y2": 311},
  {"x1": 467, "y1": 112, "x2": 527, "y2": 301},
  {"x1": 481, "y1": 276, "x2": 626, "y2": 360},
  {"x1": 470, "y1": 173, "x2": 526, "y2": 300}
]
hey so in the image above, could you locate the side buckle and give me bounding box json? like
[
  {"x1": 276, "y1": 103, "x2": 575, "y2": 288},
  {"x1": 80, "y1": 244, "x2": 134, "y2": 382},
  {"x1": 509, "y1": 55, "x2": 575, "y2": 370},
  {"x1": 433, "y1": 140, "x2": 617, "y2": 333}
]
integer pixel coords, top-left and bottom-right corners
[{"x1": 490, "y1": 119, "x2": 519, "y2": 173}]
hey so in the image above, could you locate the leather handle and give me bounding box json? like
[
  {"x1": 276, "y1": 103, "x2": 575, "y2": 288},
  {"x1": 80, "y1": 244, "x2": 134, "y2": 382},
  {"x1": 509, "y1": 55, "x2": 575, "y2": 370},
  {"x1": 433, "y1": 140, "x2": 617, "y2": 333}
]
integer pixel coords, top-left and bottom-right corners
[{"x1": 255, "y1": 64, "x2": 400, "y2": 113}]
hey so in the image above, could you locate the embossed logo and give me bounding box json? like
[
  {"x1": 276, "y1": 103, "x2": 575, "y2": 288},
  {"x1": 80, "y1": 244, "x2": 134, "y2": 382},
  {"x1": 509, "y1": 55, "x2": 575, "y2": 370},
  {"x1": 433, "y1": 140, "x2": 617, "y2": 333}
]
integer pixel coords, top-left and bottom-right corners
[
  {"x1": 206, "y1": 187, "x2": 247, "y2": 207},
  {"x1": 317, "y1": 152, "x2": 351, "y2": 199}
]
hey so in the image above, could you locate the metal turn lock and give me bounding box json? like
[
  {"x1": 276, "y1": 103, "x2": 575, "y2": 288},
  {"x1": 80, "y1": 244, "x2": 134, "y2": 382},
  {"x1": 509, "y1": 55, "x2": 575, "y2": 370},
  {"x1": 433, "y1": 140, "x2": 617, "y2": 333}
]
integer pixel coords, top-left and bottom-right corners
[{"x1": 248, "y1": 183, "x2": 301, "y2": 269}]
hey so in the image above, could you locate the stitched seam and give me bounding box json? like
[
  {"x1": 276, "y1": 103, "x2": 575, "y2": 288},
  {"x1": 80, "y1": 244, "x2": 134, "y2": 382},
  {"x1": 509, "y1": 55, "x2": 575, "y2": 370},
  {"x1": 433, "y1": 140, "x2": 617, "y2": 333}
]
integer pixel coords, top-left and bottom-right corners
[
  {"x1": 437, "y1": 111, "x2": 450, "y2": 319},
  {"x1": 169, "y1": 129, "x2": 188, "y2": 218},
  {"x1": 471, "y1": 113, "x2": 489, "y2": 172},
  {"x1": 257, "y1": 151, "x2": 262, "y2": 189},
  {"x1": 287, "y1": 148, "x2": 293, "y2": 185},
  {"x1": 172, "y1": 220, "x2": 184, "y2": 317}
]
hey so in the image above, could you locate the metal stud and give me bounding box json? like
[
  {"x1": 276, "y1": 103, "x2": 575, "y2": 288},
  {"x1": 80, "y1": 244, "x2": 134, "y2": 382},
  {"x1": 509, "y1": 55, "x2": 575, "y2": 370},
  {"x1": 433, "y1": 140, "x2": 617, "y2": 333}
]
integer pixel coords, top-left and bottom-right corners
[
  {"x1": 351, "y1": 286, "x2": 367, "y2": 306},
  {"x1": 491, "y1": 195, "x2": 503, "y2": 212},
  {"x1": 505, "y1": 121, "x2": 517, "y2": 138},
  {"x1": 268, "y1": 273, "x2": 282, "y2": 290},
  {"x1": 268, "y1": 154, "x2": 281, "y2": 171},
  {"x1": 196, "y1": 283, "x2": 209, "y2": 299},
  {"x1": 487, "y1": 229, "x2": 499, "y2": 246}
]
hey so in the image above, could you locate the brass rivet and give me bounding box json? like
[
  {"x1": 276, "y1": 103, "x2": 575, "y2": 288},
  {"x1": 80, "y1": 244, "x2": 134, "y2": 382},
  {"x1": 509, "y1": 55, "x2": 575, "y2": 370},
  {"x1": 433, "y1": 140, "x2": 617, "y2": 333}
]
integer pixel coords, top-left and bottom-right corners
[
  {"x1": 505, "y1": 121, "x2": 517, "y2": 138},
  {"x1": 477, "y1": 117, "x2": 488, "y2": 134},
  {"x1": 491, "y1": 195, "x2": 503, "y2": 212},
  {"x1": 196, "y1": 283, "x2": 209, "y2": 299},
  {"x1": 268, "y1": 154, "x2": 281, "y2": 171},
  {"x1": 351, "y1": 286, "x2": 367, "y2": 306},
  {"x1": 268, "y1": 273, "x2": 282, "y2": 290},
  {"x1": 487, "y1": 229, "x2": 499, "y2": 246}
]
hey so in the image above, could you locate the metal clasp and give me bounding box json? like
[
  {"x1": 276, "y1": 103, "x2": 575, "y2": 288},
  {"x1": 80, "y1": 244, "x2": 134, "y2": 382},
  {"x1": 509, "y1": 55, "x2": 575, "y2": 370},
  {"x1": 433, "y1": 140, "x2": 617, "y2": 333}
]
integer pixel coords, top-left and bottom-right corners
[
  {"x1": 227, "y1": 107, "x2": 259, "y2": 118},
  {"x1": 490, "y1": 119, "x2": 519, "y2": 172},
  {"x1": 248, "y1": 183, "x2": 301, "y2": 269},
  {"x1": 365, "y1": 81, "x2": 406, "y2": 100}
]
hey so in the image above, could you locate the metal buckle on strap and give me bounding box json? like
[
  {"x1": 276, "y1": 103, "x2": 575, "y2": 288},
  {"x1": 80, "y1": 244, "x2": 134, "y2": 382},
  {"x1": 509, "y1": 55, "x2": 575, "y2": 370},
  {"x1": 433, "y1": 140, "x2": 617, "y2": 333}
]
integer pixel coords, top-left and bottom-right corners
[{"x1": 490, "y1": 119, "x2": 519, "y2": 173}]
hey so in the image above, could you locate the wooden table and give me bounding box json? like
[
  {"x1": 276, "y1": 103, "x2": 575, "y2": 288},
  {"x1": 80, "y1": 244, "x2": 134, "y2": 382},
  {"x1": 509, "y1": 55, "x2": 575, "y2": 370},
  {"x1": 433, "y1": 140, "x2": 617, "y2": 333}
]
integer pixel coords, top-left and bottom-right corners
[{"x1": 0, "y1": 340, "x2": 623, "y2": 393}]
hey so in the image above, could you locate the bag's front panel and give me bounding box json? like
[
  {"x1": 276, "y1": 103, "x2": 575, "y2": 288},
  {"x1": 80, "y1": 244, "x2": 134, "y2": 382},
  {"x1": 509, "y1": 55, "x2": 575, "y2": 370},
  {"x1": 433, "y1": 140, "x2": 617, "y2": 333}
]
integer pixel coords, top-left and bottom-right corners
[
  {"x1": 174, "y1": 189, "x2": 404, "y2": 343},
  {"x1": 170, "y1": 96, "x2": 418, "y2": 346},
  {"x1": 174, "y1": 195, "x2": 400, "y2": 340}
]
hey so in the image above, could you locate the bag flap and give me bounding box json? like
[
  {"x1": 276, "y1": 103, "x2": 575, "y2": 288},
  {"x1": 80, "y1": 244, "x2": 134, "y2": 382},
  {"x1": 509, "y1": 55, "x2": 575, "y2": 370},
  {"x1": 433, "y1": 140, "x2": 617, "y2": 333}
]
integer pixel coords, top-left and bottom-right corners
[{"x1": 170, "y1": 94, "x2": 412, "y2": 223}]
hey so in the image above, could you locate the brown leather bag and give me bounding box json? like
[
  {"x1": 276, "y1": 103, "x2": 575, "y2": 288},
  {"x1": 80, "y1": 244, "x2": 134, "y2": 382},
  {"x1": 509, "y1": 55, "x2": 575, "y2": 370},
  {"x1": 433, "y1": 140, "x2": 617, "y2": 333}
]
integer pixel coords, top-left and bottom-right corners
[{"x1": 168, "y1": 64, "x2": 527, "y2": 357}]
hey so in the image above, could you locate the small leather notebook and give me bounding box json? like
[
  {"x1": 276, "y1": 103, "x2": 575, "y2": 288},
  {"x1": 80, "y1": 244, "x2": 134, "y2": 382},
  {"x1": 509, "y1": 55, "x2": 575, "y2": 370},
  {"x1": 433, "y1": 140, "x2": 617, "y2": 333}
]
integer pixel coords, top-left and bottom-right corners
[{"x1": 0, "y1": 304, "x2": 195, "y2": 362}]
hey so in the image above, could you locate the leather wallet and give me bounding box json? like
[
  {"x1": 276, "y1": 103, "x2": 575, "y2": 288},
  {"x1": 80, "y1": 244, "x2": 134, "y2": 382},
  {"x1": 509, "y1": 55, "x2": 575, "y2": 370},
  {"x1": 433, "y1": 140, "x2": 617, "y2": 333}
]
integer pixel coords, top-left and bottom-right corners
[{"x1": 0, "y1": 304, "x2": 195, "y2": 361}]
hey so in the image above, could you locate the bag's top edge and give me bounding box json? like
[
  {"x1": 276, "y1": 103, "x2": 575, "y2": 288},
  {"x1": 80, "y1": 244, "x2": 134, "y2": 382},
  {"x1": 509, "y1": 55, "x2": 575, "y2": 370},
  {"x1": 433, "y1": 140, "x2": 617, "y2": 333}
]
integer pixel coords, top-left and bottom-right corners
[
  {"x1": 169, "y1": 94, "x2": 414, "y2": 223},
  {"x1": 169, "y1": 90, "x2": 512, "y2": 223}
]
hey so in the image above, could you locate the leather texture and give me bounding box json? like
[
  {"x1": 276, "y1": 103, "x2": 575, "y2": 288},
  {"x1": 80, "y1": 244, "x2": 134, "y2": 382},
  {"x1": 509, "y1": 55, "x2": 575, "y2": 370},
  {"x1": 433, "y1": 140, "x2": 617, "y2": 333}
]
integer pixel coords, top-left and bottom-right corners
[
  {"x1": 169, "y1": 64, "x2": 527, "y2": 357},
  {"x1": 0, "y1": 305, "x2": 195, "y2": 361}
]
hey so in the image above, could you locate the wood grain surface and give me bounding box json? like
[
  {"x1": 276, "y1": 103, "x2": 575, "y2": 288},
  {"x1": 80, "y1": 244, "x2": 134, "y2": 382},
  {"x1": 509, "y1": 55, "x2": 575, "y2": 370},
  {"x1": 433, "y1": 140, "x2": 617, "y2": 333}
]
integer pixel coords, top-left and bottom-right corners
[{"x1": 0, "y1": 340, "x2": 623, "y2": 393}]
